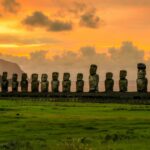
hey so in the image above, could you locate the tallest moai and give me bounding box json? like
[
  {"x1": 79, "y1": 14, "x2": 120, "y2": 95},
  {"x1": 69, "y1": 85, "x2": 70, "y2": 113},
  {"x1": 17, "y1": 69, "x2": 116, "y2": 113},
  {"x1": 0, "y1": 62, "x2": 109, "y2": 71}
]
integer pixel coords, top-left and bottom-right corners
[
  {"x1": 136, "y1": 63, "x2": 148, "y2": 92},
  {"x1": 89, "y1": 64, "x2": 99, "y2": 92}
]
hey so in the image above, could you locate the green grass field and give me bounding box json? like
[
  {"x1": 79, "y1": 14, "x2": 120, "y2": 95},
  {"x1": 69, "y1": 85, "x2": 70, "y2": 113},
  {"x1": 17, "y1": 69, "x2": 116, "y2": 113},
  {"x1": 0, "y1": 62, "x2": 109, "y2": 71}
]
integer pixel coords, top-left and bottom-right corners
[{"x1": 0, "y1": 100, "x2": 150, "y2": 150}]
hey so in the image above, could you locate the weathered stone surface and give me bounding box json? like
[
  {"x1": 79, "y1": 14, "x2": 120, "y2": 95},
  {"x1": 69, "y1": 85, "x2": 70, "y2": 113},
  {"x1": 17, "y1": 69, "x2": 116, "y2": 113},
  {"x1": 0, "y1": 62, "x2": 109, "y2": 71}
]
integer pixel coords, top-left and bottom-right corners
[
  {"x1": 89, "y1": 64, "x2": 99, "y2": 92},
  {"x1": 41, "y1": 74, "x2": 49, "y2": 92},
  {"x1": 12, "y1": 74, "x2": 19, "y2": 92},
  {"x1": 76, "y1": 73, "x2": 84, "y2": 92},
  {"x1": 105, "y1": 72, "x2": 114, "y2": 92},
  {"x1": 1, "y1": 72, "x2": 9, "y2": 92},
  {"x1": 21, "y1": 73, "x2": 28, "y2": 92},
  {"x1": 137, "y1": 63, "x2": 146, "y2": 70},
  {"x1": 119, "y1": 70, "x2": 128, "y2": 92},
  {"x1": 62, "y1": 73, "x2": 71, "y2": 93},
  {"x1": 51, "y1": 72, "x2": 59, "y2": 92},
  {"x1": 136, "y1": 63, "x2": 148, "y2": 92},
  {"x1": 31, "y1": 74, "x2": 39, "y2": 92}
]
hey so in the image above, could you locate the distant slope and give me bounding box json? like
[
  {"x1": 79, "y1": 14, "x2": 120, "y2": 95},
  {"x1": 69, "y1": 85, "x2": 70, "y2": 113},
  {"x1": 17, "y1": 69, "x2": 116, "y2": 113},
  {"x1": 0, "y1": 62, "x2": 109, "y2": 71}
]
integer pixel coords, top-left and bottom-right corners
[{"x1": 0, "y1": 59, "x2": 24, "y2": 80}]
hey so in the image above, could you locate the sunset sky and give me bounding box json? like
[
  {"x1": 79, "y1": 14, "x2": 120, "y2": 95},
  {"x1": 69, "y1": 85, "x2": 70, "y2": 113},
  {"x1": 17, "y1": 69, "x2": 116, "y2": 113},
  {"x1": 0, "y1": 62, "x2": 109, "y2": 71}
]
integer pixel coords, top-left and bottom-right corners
[{"x1": 0, "y1": 0, "x2": 150, "y2": 59}]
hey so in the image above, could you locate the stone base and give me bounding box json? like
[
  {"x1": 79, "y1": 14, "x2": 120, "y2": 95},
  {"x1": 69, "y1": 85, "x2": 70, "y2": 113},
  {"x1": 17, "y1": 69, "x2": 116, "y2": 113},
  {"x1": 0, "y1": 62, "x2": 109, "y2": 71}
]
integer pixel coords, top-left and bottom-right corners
[{"x1": 0, "y1": 92, "x2": 150, "y2": 104}]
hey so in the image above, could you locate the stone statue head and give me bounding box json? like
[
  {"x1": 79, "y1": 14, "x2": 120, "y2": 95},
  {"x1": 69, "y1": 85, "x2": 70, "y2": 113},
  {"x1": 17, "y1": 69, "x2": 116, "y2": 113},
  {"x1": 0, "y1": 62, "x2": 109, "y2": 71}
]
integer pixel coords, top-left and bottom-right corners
[
  {"x1": 2, "y1": 72, "x2": 8, "y2": 80},
  {"x1": 90, "y1": 64, "x2": 97, "y2": 75},
  {"x1": 63, "y1": 73, "x2": 70, "y2": 81},
  {"x1": 12, "y1": 74, "x2": 18, "y2": 81},
  {"x1": 41, "y1": 74, "x2": 48, "y2": 82},
  {"x1": 52, "y1": 72, "x2": 59, "y2": 81},
  {"x1": 137, "y1": 63, "x2": 146, "y2": 78},
  {"x1": 22, "y1": 73, "x2": 27, "y2": 81},
  {"x1": 120, "y1": 70, "x2": 127, "y2": 79},
  {"x1": 106, "y1": 72, "x2": 113, "y2": 80},
  {"x1": 32, "y1": 74, "x2": 38, "y2": 82},
  {"x1": 77, "y1": 73, "x2": 83, "y2": 81}
]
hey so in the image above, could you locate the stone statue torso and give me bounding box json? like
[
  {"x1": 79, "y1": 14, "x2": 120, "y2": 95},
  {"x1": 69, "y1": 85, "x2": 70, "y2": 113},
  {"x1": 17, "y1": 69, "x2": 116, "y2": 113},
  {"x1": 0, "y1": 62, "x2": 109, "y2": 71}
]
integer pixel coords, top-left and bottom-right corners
[
  {"x1": 89, "y1": 74, "x2": 99, "y2": 92},
  {"x1": 51, "y1": 81, "x2": 59, "y2": 92},
  {"x1": 105, "y1": 79, "x2": 114, "y2": 92},
  {"x1": 119, "y1": 79, "x2": 128, "y2": 92},
  {"x1": 41, "y1": 82, "x2": 49, "y2": 92},
  {"x1": 12, "y1": 81, "x2": 19, "y2": 92},
  {"x1": 63, "y1": 80, "x2": 71, "y2": 92},
  {"x1": 76, "y1": 80, "x2": 84, "y2": 92},
  {"x1": 137, "y1": 78, "x2": 148, "y2": 92}
]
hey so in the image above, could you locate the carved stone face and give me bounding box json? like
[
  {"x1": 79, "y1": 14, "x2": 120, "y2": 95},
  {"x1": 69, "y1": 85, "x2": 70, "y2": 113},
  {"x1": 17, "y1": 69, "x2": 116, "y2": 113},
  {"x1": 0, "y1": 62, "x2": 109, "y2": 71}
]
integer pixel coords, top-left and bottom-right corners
[
  {"x1": 22, "y1": 73, "x2": 27, "y2": 80},
  {"x1": 106, "y1": 72, "x2": 113, "y2": 80},
  {"x1": 138, "y1": 70, "x2": 146, "y2": 79},
  {"x1": 32, "y1": 74, "x2": 38, "y2": 81},
  {"x1": 52, "y1": 72, "x2": 59, "y2": 81},
  {"x1": 41, "y1": 74, "x2": 48, "y2": 82},
  {"x1": 77, "y1": 73, "x2": 83, "y2": 81},
  {"x1": 90, "y1": 65, "x2": 97, "y2": 75},
  {"x1": 2, "y1": 72, "x2": 8, "y2": 80},
  {"x1": 12, "y1": 74, "x2": 18, "y2": 81},
  {"x1": 120, "y1": 70, "x2": 127, "y2": 79},
  {"x1": 63, "y1": 73, "x2": 70, "y2": 81}
]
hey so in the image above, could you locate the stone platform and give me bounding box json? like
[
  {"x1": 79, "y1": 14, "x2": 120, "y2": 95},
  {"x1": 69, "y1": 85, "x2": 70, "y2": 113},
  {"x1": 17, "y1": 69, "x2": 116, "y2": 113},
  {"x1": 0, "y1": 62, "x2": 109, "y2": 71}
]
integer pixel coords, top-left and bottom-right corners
[{"x1": 0, "y1": 92, "x2": 150, "y2": 104}]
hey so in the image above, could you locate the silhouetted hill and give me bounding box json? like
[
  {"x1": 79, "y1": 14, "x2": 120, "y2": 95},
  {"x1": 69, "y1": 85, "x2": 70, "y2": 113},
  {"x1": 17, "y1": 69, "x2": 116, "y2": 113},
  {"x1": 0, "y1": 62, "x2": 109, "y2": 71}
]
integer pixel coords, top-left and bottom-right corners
[{"x1": 0, "y1": 59, "x2": 24, "y2": 80}]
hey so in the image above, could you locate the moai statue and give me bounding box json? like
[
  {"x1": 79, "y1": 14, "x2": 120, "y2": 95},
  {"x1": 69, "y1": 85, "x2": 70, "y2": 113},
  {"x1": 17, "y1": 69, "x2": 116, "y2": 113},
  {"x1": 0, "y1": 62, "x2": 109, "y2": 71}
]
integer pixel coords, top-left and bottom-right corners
[
  {"x1": 76, "y1": 73, "x2": 84, "y2": 93},
  {"x1": 12, "y1": 74, "x2": 19, "y2": 92},
  {"x1": 1, "y1": 72, "x2": 9, "y2": 92},
  {"x1": 62, "y1": 73, "x2": 71, "y2": 93},
  {"x1": 41, "y1": 74, "x2": 49, "y2": 92},
  {"x1": 105, "y1": 72, "x2": 114, "y2": 92},
  {"x1": 89, "y1": 64, "x2": 99, "y2": 92},
  {"x1": 21, "y1": 73, "x2": 28, "y2": 92},
  {"x1": 51, "y1": 72, "x2": 59, "y2": 92},
  {"x1": 136, "y1": 63, "x2": 148, "y2": 92},
  {"x1": 31, "y1": 74, "x2": 39, "y2": 92},
  {"x1": 119, "y1": 70, "x2": 128, "y2": 92}
]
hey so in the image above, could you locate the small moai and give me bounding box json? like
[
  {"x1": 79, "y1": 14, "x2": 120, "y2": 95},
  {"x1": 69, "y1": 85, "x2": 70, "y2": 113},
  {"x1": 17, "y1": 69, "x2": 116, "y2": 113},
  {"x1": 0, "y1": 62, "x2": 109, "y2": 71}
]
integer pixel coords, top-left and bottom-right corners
[
  {"x1": 76, "y1": 73, "x2": 84, "y2": 93},
  {"x1": 31, "y1": 74, "x2": 39, "y2": 92},
  {"x1": 105, "y1": 72, "x2": 114, "y2": 92},
  {"x1": 41, "y1": 74, "x2": 49, "y2": 93},
  {"x1": 12, "y1": 73, "x2": 19, "y2": 92},
  {"x1": 1, "y1": 72, "x2": 9, "y2": 92},
  {"x1": 51, "y1": 72, "x2": 59, "y2": 92},
  {"x1": 119, "y1": 70, "x2": 128, "y2": 92},
  {"x1": 136, "y1": 63, "x2": 148, "y2": 92},
  {"x1": 21, "y1": 73, "x2": 28, "y2": 92},
  {"x1": 62, "y1": 73, "x2": 71, "y2": 93},
  {"x1": 89, "y1": 64, "x2": 99, "y2": 92}
]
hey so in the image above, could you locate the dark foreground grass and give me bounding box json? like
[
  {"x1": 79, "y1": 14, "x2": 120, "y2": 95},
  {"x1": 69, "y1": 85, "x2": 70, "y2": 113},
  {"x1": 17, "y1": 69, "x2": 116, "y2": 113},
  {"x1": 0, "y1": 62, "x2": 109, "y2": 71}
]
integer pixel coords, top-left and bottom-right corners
[{"x1": 0, "y1": 100, "x2": 150, "y2": 150}]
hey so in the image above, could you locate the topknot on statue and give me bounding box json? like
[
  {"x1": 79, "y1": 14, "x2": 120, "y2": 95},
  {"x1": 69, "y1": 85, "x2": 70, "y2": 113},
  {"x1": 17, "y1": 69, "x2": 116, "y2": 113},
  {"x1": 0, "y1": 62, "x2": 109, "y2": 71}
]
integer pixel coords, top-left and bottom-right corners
[{"x1": 137, "y1": 63, "x2": 146, "y2": 70}]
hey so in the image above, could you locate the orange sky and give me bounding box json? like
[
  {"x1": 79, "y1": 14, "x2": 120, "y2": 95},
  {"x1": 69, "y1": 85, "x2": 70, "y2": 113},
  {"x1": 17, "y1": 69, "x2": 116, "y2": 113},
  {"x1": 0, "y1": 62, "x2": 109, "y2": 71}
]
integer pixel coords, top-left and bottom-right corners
[{"x1": 0, "y1": 0, "x2": 150, "y2": 58}]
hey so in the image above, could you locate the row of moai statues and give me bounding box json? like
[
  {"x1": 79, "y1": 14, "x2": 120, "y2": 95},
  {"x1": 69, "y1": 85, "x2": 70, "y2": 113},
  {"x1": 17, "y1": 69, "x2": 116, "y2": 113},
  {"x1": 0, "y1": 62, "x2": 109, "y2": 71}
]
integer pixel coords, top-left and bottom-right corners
[{"x1": 0, "y1": 63, "x2": 148, "y2": 93}]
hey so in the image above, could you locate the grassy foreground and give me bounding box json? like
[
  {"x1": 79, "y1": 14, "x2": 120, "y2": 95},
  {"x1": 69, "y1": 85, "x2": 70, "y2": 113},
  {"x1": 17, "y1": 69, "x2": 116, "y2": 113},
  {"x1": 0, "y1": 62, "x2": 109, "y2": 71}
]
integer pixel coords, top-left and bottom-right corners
[{"x1": 0, "y1": 100, "x2": 150, "y2": 150}]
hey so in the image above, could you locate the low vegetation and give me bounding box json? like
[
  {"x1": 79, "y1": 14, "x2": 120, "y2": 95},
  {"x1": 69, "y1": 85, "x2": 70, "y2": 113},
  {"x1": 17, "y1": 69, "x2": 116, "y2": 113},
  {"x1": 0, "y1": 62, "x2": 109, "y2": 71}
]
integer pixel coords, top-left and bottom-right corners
[{"x1": 0, "y1": 100, "x2": 150, "y2": 150}]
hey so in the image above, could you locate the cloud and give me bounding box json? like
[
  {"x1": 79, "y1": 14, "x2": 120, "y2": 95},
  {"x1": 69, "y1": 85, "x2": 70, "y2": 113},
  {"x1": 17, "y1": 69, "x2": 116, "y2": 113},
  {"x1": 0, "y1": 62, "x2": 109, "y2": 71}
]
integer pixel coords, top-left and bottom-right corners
[
  {"x1": 22, "y1": 11, "x2": 50, "y2": 27},
  {"x1": 22, "y1": 11, "x2": 72, "y2": 32},
  {"x1": 0, "y1": 34, "x2": 60, "y2": 45},
  {"x1": 47, "y1": 20, "x2": 72, "y2": 32},
  {"x1": 108, "y1": 42, "x2": 144, "y2": 67},
  {"x1": 68, "y1": 2, "x2": 87, "y2": 16},
  {"x1": 100, "y1": 0, "x2": 150, "y2": 7},
  {"x1": 70, "y1": 2, "x2": 103, "y2": 28},
  {"x1": 0, "y1": 41, "x2": 148, "y2": 84},
  {"x1": 53, "y1": 1, "x2": 103, "y2": 29},
  {"x1": 1, "y1": 0, "x2": 20, "y2": 13},
  {"x1": 79, "y1": 11, "x2": 100, "y2": 28}
]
